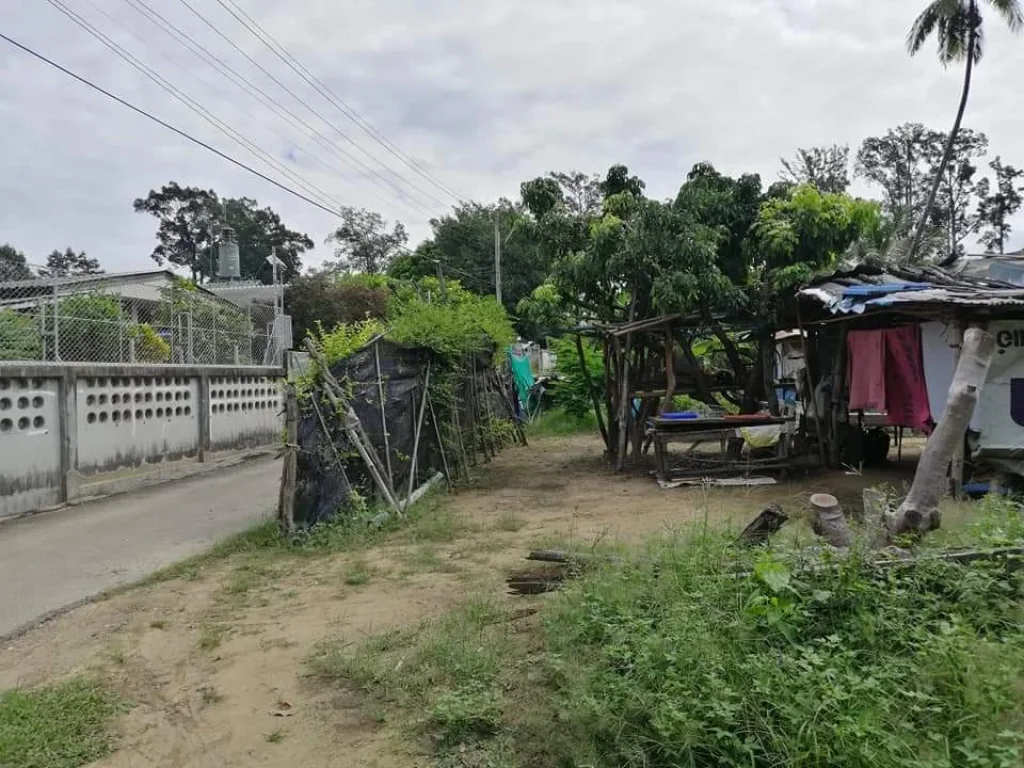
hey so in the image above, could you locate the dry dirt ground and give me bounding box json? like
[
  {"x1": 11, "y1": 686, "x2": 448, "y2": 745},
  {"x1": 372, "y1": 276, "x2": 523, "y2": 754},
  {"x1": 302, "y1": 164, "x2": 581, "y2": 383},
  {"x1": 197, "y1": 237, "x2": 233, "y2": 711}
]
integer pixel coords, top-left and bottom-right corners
[{"x1": 1, "y1": 433, "x2": 933, "y2": 768}]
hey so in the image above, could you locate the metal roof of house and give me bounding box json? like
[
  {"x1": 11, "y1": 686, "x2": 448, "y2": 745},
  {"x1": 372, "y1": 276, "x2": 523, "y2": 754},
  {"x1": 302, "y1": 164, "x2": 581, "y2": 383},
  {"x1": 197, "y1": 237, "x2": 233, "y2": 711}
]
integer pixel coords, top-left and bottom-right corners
[{"x1": 797, "y1": 263, "x2": 1024, "y2": 320}]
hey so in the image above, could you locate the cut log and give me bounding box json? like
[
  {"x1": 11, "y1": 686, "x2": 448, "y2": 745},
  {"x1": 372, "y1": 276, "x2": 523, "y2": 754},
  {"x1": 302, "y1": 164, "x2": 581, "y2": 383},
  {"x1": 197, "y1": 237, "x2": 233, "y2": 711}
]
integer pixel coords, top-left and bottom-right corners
[
  {"x1": 810, "y1": 493, "x2": 853, "y2": 548},
  {"x1": 736, "y1": 504, "x2": 788, "y2": 546},
  {"x1": 887, "y1": 326, "x2": 995, "y2": 537}
]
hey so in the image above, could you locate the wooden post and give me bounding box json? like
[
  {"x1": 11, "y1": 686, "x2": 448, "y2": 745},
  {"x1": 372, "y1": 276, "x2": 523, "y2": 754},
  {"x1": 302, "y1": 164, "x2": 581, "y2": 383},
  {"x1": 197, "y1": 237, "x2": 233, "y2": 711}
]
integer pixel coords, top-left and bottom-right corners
[
  {"x1": 660, "y1": 327, "x2": 676, "y2": 416},
  {"x1": 616, "y1": 334, "x2": 632, "y2": 471},
  {"x1": 947, "y1": 321, "x2": 966, "y2": 497},
  {"x1": 277, "y1": 384, "x2": 298, "y2": 533},
  {"x1": 829, "y1": 326, "x2": 849, "y2": 467}
]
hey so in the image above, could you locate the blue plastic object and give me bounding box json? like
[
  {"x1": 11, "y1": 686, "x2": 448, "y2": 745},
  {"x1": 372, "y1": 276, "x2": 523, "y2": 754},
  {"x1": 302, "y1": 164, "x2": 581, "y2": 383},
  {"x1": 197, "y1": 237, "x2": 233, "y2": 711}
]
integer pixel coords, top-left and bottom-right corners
[{"x1": 661, "y1": 412, "x2": 699, "y2": 420}]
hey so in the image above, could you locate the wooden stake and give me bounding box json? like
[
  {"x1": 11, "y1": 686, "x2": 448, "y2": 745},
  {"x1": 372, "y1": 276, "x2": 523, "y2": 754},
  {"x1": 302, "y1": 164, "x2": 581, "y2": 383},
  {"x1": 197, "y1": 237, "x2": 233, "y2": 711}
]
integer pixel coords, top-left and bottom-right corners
[
  {"x1": 404, "y1": 362, "x2": 431, "y2": 511},
  {"x1": 373, "y1": 339, "x2": 393, "y2": 486},
  {"x1": 427, "y1": 390, "x2": 453, "y2": 486},
  {"x1": 276, "y1": 383, "x2": 298, "y2": 534}
]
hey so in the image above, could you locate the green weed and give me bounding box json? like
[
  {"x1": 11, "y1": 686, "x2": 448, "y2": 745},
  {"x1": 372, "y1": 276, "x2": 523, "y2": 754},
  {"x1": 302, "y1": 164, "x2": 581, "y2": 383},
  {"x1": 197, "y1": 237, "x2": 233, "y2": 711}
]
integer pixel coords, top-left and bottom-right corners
[
  {"x1": 0, "y1": 678, "x2": 122, "y2": 768},
  {"x1": 264, "y1": 728, "x2": 287, "y2": 744},
  {"x1": 343, "y1": 560, "x2": 373, "y2": 586},
  {"x1": 198, "y1": 623, "x2": 230, "y2": 652}
]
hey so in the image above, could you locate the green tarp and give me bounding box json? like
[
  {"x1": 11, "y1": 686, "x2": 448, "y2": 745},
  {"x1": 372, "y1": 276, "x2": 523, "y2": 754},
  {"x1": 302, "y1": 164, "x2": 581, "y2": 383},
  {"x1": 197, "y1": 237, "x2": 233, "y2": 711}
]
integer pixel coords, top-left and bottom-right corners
[{"x1": 508, "y1": 349, "x2": 534, "y2": 412}]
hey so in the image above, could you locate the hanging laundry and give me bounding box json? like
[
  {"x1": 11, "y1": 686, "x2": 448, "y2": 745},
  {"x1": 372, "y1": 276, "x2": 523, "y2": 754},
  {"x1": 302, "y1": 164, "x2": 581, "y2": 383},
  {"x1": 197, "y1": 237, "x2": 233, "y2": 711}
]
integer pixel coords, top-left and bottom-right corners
[
  {"x1": 883, "y1": 325, "x2": 932, "y2": 432},
  {"x1": 847, "y1": 330, "x2": 885, "y2": 411}
]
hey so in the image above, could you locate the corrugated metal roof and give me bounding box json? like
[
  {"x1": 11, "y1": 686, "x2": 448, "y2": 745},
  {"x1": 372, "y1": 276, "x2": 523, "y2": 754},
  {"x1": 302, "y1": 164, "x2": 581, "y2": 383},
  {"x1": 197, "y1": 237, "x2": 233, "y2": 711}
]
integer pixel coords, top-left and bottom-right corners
[{"x1": 798, "y1": 263, "x2": 1024, "y2": 316}]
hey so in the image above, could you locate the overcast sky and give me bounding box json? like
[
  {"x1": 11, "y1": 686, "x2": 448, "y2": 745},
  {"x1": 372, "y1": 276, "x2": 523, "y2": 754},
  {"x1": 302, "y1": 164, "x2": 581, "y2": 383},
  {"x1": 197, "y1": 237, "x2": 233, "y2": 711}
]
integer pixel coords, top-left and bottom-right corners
[{"x1": 2, "y1": 0, "x2": 1023, "y2": 274}]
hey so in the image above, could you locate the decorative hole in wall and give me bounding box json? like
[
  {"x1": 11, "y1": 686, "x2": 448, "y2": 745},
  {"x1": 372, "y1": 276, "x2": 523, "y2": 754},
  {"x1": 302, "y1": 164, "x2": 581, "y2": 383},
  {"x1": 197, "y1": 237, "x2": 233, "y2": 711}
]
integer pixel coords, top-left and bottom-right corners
[
  {"x1": 0, "y1": 418, "x2": 12, "y2": 432},
  {"x1": 0, "y1": 398, "x2": 9, "y2": 411},
  {"x1": 33, "y1": 416, "x2": 45, "y2": 429},
  {"x1": 17, "y1": 397, "x2": 28, "y2": 409},
  {"x1": 99, "y1": 412, "x2": 108, "y2": 423}
]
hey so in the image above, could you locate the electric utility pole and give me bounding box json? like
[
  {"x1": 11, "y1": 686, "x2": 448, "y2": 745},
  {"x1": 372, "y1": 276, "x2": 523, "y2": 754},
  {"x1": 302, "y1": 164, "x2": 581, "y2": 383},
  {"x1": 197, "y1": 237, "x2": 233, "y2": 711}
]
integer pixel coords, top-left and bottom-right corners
[{"x1": 494, "y1": 210, "x2": 502, "y2": 304}]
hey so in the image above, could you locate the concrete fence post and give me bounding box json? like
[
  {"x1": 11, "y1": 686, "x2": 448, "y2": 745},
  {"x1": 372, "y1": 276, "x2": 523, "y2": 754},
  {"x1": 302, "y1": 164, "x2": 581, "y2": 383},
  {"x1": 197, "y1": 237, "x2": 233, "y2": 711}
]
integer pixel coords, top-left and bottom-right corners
[
  {"x1": 198, "y1": 373, "x2": 211, "y2": 462},
  {"x1": 59, "y1": 370, "x2": 80, "y2": 503}
]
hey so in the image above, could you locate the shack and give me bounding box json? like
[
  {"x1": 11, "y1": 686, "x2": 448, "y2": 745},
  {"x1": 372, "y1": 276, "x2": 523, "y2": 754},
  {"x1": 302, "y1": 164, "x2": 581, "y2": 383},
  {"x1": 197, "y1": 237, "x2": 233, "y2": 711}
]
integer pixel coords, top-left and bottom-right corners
[{"x1": 790, "y1": 263, "x2": 1024, "y2": 487}]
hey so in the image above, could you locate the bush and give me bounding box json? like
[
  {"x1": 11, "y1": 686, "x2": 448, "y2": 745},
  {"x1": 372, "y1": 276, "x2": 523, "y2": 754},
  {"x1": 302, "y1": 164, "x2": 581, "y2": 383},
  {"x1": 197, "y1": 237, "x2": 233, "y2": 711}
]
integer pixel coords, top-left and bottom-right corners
[
  {"x1": 285, "y1": 273, "x2": 388, "y2": 344},
  {"x1": 548, "y1": 336, "x2": 603, "y2": 418},
  {"x1": 52, "y1": 294, "x2": 124, "y2": 362},
  {"x1": 388, "y1": 280, "x2": 514, "y2": 360},
  {"x1": 0, "y1": 310, "x2": 42, "y2": 361},
  {"x1": 128, "y1": 322, "x2": 171, "y2": 363}
]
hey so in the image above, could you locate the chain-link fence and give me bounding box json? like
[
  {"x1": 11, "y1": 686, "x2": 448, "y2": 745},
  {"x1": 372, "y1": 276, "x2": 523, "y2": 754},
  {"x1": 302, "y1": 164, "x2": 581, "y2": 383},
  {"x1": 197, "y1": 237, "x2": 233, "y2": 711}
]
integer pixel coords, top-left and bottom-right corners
[{"x1": 0, "y1": 268, "x2": 283, "y2": 366}]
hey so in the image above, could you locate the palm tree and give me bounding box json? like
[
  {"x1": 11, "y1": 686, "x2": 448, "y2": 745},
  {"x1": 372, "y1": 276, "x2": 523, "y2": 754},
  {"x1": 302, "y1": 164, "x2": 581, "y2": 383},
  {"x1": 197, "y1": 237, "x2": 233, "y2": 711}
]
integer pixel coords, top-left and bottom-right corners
[{"x1": 907, "y1": 0, "x2": 1023, "y2": 260}]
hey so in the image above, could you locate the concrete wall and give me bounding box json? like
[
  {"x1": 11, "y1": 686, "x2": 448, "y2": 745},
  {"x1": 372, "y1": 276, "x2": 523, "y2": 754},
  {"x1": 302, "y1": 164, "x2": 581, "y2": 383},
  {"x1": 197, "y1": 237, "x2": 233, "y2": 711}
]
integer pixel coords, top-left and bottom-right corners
[{"x1": 0, "y1": 363, "x2": 284, "y2": 519}]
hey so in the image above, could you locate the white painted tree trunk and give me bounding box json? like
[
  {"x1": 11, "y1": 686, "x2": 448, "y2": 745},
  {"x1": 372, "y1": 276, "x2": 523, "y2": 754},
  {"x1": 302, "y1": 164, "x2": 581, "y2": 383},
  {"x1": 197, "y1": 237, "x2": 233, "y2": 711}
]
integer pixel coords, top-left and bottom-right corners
[{"x1": 887, "y1": 326, "x2": 994, "y2": 537}]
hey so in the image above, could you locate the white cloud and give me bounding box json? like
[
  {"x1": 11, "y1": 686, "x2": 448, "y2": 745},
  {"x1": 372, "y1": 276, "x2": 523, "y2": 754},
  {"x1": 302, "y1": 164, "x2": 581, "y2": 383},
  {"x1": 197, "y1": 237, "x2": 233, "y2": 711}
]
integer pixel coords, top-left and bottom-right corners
[{"x1": 2, "y1": 0, "x2": 1023, "y2": 273}]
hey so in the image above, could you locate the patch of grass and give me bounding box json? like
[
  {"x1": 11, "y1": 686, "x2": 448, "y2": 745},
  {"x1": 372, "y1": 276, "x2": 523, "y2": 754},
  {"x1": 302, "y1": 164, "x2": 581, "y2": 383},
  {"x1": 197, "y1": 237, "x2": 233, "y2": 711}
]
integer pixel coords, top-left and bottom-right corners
[
  {"x1": 316, "y1": 504, "x2": 1024, "y2": 768},
  {"x1": 308, "y1": 595, "x2": 509, "y2": 748},
  {"x1": 198, "y1": 623, "x2": 230, "y2": 652},
  {"x1": 343, "y1": 559, "x2": 373, "y2": 586},
  {"x1": 264, "y1": 728, "x2": 286, "y2": 744},
  {"x1": 527, "y1": 408, "x2": 597, "y2": 438},
  {"x1": 0, "y1": 678, "x2": 122, "y2": 768},
  {"x1": 197, "y1": 685, "x2": 222, "y2": 705},
  {"x1": 259, "y1": 637, "x2": 298, "y2": 651},
  {"x1": 494, "y1": 509, "x2": 525, "y2": 532},
  {"x1": 149, "y1": 619, "x2": 168, "y2": 630}
]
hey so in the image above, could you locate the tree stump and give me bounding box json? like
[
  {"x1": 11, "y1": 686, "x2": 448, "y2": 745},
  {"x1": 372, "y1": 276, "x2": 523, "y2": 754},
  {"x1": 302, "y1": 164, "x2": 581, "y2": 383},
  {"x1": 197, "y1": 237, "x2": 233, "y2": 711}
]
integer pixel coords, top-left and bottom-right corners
[
  {"x1": 810, "y1": 493, "x2": 853, "y2": 548},
  {"x1": 887, "y1": 326, "x2": 995, "y2": 538}
]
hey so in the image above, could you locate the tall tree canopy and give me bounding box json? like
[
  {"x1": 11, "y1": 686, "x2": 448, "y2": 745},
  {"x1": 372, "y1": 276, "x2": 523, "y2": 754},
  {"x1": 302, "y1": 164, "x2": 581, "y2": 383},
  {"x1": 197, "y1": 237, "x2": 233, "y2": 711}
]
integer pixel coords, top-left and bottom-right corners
[
  {"x1": 134, "y1": 182, "x2": 312, "y2": 283},
  {"x1": 40, "y1": 248, "x2": 103, "y2": 277},
  {"x1": 0, "y1": 244, "x2": 32, "y2": 281},
  {"x1": 779, "y1": 145, "x2": 851, "y2": 193},
  {"x1": 325, "y1": 206, "x2": 407, "y2": 274},
  {"x1": 976, "y1": 156, "x2": 1024, "y2": 253},
  {"x1": 133, "y1": 182, "x2": 219, "y2": 282}
]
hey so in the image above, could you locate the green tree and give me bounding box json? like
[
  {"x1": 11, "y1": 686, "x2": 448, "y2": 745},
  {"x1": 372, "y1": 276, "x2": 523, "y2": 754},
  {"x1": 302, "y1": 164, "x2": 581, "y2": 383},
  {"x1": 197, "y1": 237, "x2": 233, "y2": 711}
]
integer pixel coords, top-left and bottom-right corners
[
  {"x1": 976, "y1": 156, "x2": 1024, "y2": 253},
  {"x1": 779, "y1": 145, "x2": 850, "y2": 193},
  {"x1": 222, "y1": 198, "x2": 312, "y2": 283},
  {"x1": 40, "y1": 248, "x2": 103, "y2": 277},
  {"x1": 856, "y1": 123, "x2": 942, "y2": 219},
  {"x1": 0, "y1": 244, "x2": 33, "y2": 281},
  {"x1": 325, "y1": 206, "x2": 407, "y2": 274},
  {"x1": 928, "y1": 128, "x2": 989, "y2": 256},
  {"x1": 674, "y1": 163, "x2": 763, "y2": 284},
  {"x1": 133, "y1": 182, "x2": 219, "y2": 282},
  {"x1": 907, "y1": 0, "x2": 1023, "y2": 256},
  {"x1": 284, "y1": 273, "x2": 388, "y2": 343}
]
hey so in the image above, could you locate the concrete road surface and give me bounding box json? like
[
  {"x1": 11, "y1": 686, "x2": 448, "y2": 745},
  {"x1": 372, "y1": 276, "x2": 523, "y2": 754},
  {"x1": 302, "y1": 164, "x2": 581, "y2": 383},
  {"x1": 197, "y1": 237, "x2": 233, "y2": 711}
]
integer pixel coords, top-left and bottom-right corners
[{"x1": 0, "y1": 456, "x2": 280, "y2": 639}]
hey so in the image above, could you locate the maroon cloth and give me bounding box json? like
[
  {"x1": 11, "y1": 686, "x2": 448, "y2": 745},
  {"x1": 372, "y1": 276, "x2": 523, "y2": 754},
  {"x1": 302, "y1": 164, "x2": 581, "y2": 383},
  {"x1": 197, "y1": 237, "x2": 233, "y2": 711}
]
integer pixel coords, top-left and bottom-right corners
[
  {"x1": 847, "y1": 330, "x2": 886, "y2": 411},
  {"x1": 883, "y1": 325, "x2": 932, "y2": 432}
]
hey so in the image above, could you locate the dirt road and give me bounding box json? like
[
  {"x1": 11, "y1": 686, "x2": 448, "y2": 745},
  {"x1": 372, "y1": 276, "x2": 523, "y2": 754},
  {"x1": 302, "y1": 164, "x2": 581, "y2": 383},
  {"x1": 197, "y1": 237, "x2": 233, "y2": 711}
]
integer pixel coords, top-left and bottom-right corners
[{"x1": 0, "y1": 456, "x2": 279, "y2": 638}]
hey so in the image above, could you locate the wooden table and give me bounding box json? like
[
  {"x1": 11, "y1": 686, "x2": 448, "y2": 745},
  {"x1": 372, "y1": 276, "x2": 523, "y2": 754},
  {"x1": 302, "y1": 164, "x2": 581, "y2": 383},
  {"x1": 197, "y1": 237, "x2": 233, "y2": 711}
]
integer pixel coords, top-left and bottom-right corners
[{"x1": 648, "y1": 416, "x2": 795, "y2": 481}]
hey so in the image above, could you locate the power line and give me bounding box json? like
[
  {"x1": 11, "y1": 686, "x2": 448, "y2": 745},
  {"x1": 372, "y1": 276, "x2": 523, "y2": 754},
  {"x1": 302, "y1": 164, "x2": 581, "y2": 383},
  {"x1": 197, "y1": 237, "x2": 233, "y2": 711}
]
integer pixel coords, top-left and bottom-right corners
[
  {"x1": 213, "y1": 0, "x2": 466, "y2": 204},
  {"x1": 175, "y1": 0, "x2": 450, "y2": 213},
  {"x1": 102, "y1": 0, "x2": 432, "y2": 219},
  {"x1": 0, "y1": 30, "x2": 343, "y2": 219},
  {"x1": 43, "y1": 0, "x2": 345, "y2": 213}
]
